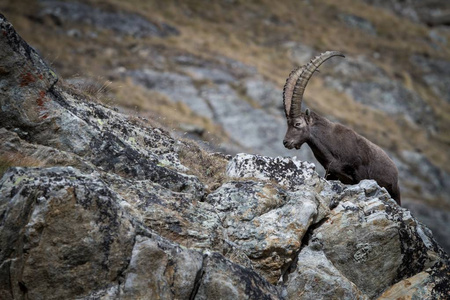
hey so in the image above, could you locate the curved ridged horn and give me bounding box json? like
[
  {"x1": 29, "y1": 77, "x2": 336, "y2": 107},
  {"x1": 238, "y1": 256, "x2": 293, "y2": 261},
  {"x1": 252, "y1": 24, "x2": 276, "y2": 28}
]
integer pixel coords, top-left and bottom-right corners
[
  {"x1": 284, "y1": 51, "x2": 345, "y2": 118},
  {"x1": 283, "y1": 65, "x2": 305, "y2": 118}
]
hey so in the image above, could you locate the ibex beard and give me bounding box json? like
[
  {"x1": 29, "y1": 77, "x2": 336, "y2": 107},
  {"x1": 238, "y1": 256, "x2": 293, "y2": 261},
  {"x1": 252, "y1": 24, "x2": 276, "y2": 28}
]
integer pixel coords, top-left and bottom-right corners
[{"x1": 282, "y1": 51, "x2": 401, "y2": 205}]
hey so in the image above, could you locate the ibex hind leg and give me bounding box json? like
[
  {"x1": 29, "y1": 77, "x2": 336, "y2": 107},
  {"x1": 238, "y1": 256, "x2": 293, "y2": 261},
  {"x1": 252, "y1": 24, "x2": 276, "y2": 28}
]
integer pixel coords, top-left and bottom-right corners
[
  {"x1": 325, "y1": 173, "x2": 339, "y2": 180},
  {"x1": 388, "y1": 183, "x2": 401, "y2": 205}
]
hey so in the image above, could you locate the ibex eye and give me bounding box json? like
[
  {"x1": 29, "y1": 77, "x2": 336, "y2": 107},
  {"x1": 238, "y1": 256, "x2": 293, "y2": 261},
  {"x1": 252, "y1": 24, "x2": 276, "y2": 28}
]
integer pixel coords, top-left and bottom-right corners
[{"x1": 295, "y1": 123, "x2": 301, "y2": 127}]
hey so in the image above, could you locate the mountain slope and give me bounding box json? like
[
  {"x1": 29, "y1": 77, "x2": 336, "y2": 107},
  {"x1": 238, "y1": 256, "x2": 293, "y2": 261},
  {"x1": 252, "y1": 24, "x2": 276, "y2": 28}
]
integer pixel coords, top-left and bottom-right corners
[
  {"x1": 1, "y1": 0, "x2": 449, "y2": 251},
  {"x1": 0, "y1": 14, "x2": 449, "y2": 299}
]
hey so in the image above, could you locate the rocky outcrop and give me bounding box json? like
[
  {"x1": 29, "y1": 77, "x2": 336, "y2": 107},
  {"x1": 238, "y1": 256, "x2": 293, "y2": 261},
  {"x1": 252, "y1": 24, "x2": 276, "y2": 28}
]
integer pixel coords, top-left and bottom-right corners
[
  {"x1": 324, "y1": 55, "x2": 436, "y2": 131},
  {"x1": 1, "y1": 13, "x2": 449, "y2": 300},
  {"x1": 9, "y1": 0, "x2": 446, "y2": 257},
  {"x1": 124, "y1": 63, "x2": 318, "y2": 163},
  {"x1": 411, "y1": 54, "x2": 450, "y2": 104},
  {"x1": 38, "y1": 0, "x2": 179, "y2": 38},
  {"x1": 362, "y1": 0, "x2": 450, "y2": 27}
]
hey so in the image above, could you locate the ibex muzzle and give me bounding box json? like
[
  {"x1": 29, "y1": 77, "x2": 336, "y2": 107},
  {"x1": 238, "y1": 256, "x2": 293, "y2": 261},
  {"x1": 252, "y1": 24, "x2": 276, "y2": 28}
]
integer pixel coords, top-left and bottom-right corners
[
  {"x1": 283, "y1": 110, "x2": 311, "y2": 150},
  {"x1": 282, "y1": 51, "x2": 401, "y2": 205}
]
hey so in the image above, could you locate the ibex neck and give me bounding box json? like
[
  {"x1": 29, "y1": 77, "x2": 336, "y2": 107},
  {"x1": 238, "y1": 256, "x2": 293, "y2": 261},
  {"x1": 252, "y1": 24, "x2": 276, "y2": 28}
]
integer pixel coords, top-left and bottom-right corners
[{"x1": 306, "y1": 112, "x2": 335, "y2": 167}]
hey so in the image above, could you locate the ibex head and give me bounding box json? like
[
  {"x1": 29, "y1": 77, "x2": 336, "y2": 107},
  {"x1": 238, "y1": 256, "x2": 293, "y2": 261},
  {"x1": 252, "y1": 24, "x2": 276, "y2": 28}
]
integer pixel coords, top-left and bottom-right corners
[{"x1": 282, "y1": 51, "x2": 344, "y2": 150}]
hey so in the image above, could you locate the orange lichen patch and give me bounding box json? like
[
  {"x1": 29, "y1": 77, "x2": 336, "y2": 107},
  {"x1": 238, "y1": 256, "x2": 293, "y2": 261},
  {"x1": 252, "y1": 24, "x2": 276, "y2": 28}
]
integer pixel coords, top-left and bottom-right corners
[
  {"x1": 35, "y1": 90, "x2": 50, "y2": 119},
  {"x1": 36, "y1": 90, "x2": 46, "y2": 106},
  {"x1": 20, "y1": 72, "x2": 36, "y2": 86}
]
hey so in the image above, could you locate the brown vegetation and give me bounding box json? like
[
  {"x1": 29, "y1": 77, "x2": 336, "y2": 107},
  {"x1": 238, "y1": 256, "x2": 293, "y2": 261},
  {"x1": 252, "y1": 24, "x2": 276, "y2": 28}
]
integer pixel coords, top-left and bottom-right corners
[
  {"x1": 177, "y1": 139, "x2": 229, "y2": 193},
  {"x1": 0, "y1": 152, "x2": 43, "y2": 177},
  {"x1": 1, "y1": 0, "x2": 449, "y2": 173}
]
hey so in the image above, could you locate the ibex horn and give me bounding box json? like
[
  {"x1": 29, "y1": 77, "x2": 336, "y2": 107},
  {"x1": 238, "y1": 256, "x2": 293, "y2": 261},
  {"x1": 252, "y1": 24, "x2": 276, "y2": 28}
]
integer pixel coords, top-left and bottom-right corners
[{"x1": 283, "y1": 51, "x2": 345, "y2": 118}]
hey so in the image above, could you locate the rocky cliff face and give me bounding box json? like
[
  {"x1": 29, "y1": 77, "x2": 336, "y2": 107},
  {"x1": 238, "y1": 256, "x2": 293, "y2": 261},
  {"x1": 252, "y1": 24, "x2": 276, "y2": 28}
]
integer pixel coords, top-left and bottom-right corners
[
  {"x1": 0, "y1": 14, "x2": 449, "y2": 300},
  {"x1": 3, "y1": 0, "x2": 449, "y2": 254}
]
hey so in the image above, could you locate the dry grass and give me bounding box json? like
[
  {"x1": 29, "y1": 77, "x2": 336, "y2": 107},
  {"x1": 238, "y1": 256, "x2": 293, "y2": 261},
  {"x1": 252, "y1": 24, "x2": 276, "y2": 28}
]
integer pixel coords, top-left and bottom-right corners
[
  {"x1": 177, "y1": 139, "x2": 229, "y2": 192},
  {"x1": 0, "y1": 152, "x2": 43, "y2": 178},
  {"x1": 2, "y1": 0, "x2": 449, "y2": 172},
  {"x1": 110, "y1": 79, "x2": 232, "y2": 146}
]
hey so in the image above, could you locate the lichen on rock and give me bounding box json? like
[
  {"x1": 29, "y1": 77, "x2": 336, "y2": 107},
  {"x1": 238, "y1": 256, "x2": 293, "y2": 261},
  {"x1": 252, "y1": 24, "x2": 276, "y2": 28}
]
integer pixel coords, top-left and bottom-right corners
[{"x1": 0, "y1": 12, "x2": 449, "y2": 300}]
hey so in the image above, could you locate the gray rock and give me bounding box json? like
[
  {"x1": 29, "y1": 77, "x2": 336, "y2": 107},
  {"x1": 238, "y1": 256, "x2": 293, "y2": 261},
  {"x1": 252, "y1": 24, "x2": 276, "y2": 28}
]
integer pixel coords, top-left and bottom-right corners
[
  {"x1": 284, "y1": 246, "x2": 368, "y2": 299},
  {"x1": 429, "y1": 28, "x2": 448, "y2": 46},
  {"x1": 0, "y1": 127, "x2": 92, "y2": 173},
  {"x1": 1, "y1": 13, "x2": 449, "y2": 300},
  {"x1": 325, "y1": 56, "x2": 436, "y2": 131},
  {"x1": 411, "y1": 55, "x2": 450, "y2": 104},
  {"x1": 0, "y1": 14, "x2": 58, "y2": 129},
  {"x1": 312, "y1": 180, "x2": 448, "y2": 298},
  {"x1": 126, "y1": 69, "x2": 214, "y2": 119},
  {"x1": 195, "y1": 252, "x2": 282, "y2": 300},
  {"x1": 200, "y1": 83, "x2": 308, "y2": 160},
  {"x1": 173, "y1": 54, "x2": 257, "y2": 79},
  {"x1": 226, "y1": 153, "x2": 317, "y2": 190},
  {"x1": 121, "y1": 235, "x2": 203, "y2": 299},
  {"x1": 0, "y1": 167, "x2": 136, "y2": 300},
  {"x1": 201, "y1": 84, "x2": 285, "y2": 155},
  {"x1": 39, "y1": 0, "x2": 179, "y2": 38},
  {"x1": 0, "y1": 19, "x2": 204, "y2": 195},
  {"x1": 215, "y1": 55, "x2": 258, "y2": 78},
  {"x1": 106, "y1": 174, "x2": 221, "y2": 249},
  {"x1": 285, "y1": 42, "x2": 315, "y2": 65},
  {"x1": 362, "y1": 0, "x2": 450, "y2": 26},
  {"x1": 398, "y1": 150, "x2": 450, "y2": 204},
  {"x1": 125, "y1": 65, "x2": 322, "y2": 172},
  {"x1": 126, "y1": 68, "x2": 324, "y2": 174},
  {"x1": 244, "y1": 78, "x2": 283, "y2": 110},
  {"x1": 183, "y1": 66, "x2": 236, "y2": 84},
  {"x1": 403, "y1": 201, "x2": 450, "y2": 255},
  {"x1": 207, "y1": 180, "x2": 322, "y2": 283},
  {"x1": 339, "y1": 13, "x2": 377, "y2": 35},
  {"x1": 378, "y1": 262, "x2": 450, "y2": 299},
  {"x1": 328, "y1": 55, "x2": 384, "y2": 79}
]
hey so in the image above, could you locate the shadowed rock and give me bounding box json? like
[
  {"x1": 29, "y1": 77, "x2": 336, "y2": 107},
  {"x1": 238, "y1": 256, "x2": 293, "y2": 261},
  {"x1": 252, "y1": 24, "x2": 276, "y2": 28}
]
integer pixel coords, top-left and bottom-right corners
[
  {"x1": 39, "y1": 0, "x2": 179, "y2": 38},
  {"x1": 0, "y1": 12, "x2": 449, "y2": 300}
]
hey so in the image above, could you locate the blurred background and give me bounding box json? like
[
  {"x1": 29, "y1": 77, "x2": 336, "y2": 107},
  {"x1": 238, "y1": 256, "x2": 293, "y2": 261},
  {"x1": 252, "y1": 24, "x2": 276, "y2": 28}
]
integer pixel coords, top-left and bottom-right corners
[{"x1": 1, "y1": 0, "x2": 449, "y2": 252}]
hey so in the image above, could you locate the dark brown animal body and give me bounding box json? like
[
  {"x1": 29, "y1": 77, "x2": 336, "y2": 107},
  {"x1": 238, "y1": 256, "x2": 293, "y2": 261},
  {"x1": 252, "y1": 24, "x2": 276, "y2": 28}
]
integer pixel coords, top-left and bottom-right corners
[{"x1": 282, "y1": 51, "x2": 401, "y2": 205}]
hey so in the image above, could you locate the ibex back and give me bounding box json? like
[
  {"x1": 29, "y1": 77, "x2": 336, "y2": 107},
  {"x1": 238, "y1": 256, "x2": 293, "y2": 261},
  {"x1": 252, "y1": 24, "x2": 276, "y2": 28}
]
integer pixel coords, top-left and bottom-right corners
[{"x1": 282, "y1": 51, "x2": 401, "y2": 205}]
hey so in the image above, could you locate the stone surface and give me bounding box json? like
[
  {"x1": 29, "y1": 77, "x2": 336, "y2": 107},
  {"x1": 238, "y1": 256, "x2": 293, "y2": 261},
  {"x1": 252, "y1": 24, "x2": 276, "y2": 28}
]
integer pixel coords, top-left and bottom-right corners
[
  {"x1": 207, "y1": 180, "x2": 320, "y2": 283},
  {"x1": 121, "y1": 234, "x2": 203, "y2": 299},
  {"x1": 195, "y1": 252, "x2": 282, "y2": 300},
  {"x1": 126, "y1": 69, "x2": 214, "y2": 119},
  {"x1": 124, "y1": 56, "x2": 321, "y2": 168},
  {"x1": 362, "y1": 0, "x2": 450, "y2": 26},
  {"x1": 378, "y1": 266, "x2": 449, "y2": 300},
  {"x1": 403, "y1": 200, "x2": 450, "y2": 254},
  {"x1": 284, "y1": 246, "x2": 368, "y2": 299},
  {"x1": 325, "y1": 55, "x2": 435, "y2": 131},
  {"x1": 243, "y1": 77, "x2": 282, "y2": 110},
  {"x1": 411, "y1": 55, "x2": 450, "y2": 104},
  {"x1": 0, "y1": 12, "x2": 449, "y2": 300},
  {"x1": 226, "y1": 153, "x2": 317, "y2": 189},
  {"x1": 0, "y1": 14, "x2": 58, "y2": 128},
  {"x1": 39, "y1": 0, "x2": 179, "y2": 38},
  {"x1": 396, "y1": 150, "x2": 450, "y2": 205},
  {"x1": 0, "y1": 167, "x2": 136, "y2": 300},
  {"x1": 339, "y1": 13, "x2": 377, "y2": 35},
  {"x1": 312, "y1": 180, "x2": 448, "y2": 298},
  {"x1": 286, "y1": 42, "x2": 315, "y2": 65}
]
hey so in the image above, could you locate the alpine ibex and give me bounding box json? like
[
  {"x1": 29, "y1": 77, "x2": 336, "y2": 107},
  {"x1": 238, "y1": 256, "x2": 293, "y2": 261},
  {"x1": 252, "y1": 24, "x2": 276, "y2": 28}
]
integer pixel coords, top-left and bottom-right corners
[{"x1": 282, "y1": 51, "x2": 401, "y2": 205}]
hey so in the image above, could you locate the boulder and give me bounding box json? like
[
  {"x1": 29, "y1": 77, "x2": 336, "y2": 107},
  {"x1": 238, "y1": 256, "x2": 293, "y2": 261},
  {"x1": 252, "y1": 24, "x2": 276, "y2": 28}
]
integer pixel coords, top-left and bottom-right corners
[{"x1": 0, "y1": 13, "x2": 449, "y2": 300}]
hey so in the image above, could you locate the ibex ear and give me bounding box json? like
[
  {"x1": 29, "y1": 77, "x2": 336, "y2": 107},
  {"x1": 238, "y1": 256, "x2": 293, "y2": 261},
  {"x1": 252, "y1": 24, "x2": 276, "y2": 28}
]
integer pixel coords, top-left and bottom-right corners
[{"x1": 305, "y1": 108, "x2": 310, "y2": 116}]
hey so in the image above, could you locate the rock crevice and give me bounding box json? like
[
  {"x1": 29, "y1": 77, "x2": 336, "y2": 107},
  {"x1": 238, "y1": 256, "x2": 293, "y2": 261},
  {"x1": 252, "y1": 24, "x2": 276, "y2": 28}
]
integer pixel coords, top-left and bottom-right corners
[{"x1": 0, "y1": 13, "x2": 449, "y2": 300}]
